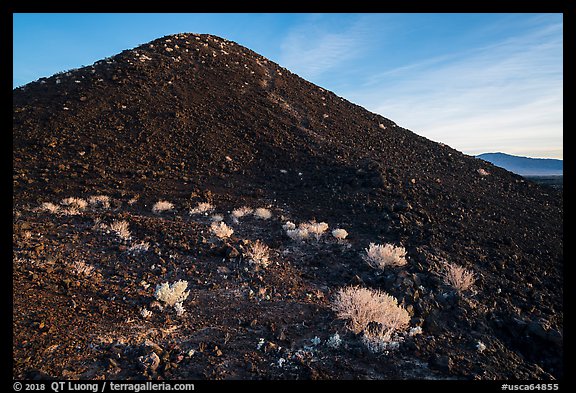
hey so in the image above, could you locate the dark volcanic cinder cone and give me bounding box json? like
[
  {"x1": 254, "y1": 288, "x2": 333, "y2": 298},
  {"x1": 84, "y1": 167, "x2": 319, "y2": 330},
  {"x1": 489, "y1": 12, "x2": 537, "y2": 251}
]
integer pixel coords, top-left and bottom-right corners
[{"x1": 13, "y1": 33, "x2": 562, "y2": 380}]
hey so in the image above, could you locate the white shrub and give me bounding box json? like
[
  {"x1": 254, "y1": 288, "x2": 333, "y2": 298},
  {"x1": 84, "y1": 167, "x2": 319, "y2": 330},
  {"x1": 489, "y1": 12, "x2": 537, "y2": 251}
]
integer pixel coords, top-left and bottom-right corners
[
  {"x1": 282, "y1": 221, "x2": 296, "y2": 231},
  {"x1": 109, "y1": 220, "x2": 131, "y2": 241},
  {"x1": 253, "y1": 207, "x2": 272, "y2": 220},
  {"x1": 127, "y1": 241, "x2": 150, "y2": 254},
  {"x1": 231, "y1": 206, "x2": 253, "y2": 219},
  {"x1": 72, "y1": 260, "x2": 95, "y2": 277},
  {"x1": 363, "y1": 243, "x2": 407, "y2": 270},
  {"x1": 141, "y1": 308, "x2": 152, "y2": 319},
  {"x1": 332, "y1": 286, "x2": 410, "y2": 339},
  {"x1": 332, "y1": 228, "x2": 348, "y2": 241},
  {"x1": 154, "y1": 280, "x2": 190, "y2": 307},
  {"x1": 210, "y1": 214, "x2": 224, "y2": 222},
  {"x1": 246, "y1": 240, "x2": 270, "y2": 267},
  {"x1": 152, "y1": 200, "x2": 174, "y2": 213},
  {"x1": 39, "y1": 202, "x2": 60, "y2": 214},
  {"x1": 326, "y1": 333, "x2": 342, "y2": 349},
  {"x1": 306, "y1": 222, "x2": 329, "y2": 241},
  {"x1": 61, "y1": 197, "x2": 88, "y2": 210},
  {"x1": 440, "y1": 262, "x2": 475, "y2": 293},
  {"x1": 286, "y1": 228, "x2": 309, "y2": 242},
  {"x1": 174, "y1": 302, "x2": 186, "y2": 316},
  {"x1": 210, "y1": 221, "x2": 234, "y2": 239},
  {"x1": 189, "y1": 202, "x2": 214, "y2": 215}
]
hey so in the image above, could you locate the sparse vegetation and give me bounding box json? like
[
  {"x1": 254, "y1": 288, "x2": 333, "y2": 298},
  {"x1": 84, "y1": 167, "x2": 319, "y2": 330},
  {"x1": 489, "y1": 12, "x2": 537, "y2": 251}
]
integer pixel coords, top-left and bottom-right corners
[
  {"x1": 109, "y1": 220, "x2": 131, "y2": 241},
  {"x1": 61, "y1": 197, "x2": 88, "y2": 210},
  {"x1": 154, "y1": 280, "x2": 190, "y2": 308},
  {"x1": 231, "y1": 206, "x2": 253, "y2": 219},
  {"x1": 286, "y1": 227, "x2": 309, "y2": 242},
  {"x1": 332, "y1": 228, "x2": 348, "y2": 242},
  {"x1": 210, "y1": 221, "x2": 234, "y2": 238},
  {"x1": 39, "y1": 202, "x2": 60, "y2": 214},
  {"x1": 71, "y1": 260, "x2": 95, "y2": 277},
  {"x1": 127, "y1": 241, "x2": 150, "y2": 254},
  {"x1": 304, "y1": 221, "x2": 329, "y2": 241},
  {"x1": 440, "y1": 262, "x2": 475, "y2": 294},
  {"x1": 253, "y1": 207, "x2": 272, "y2": 220},
  {"x1": 363, "y1": 243, "x2": 407, "y2": 270},
  {"x1": 332, "y1": 286, "x2": 410, "y2": 344},
  {"x1": 282, "y1": 221, "x2": 296, "y2": 231},
  {"x1": 152, "y1": 200, "x2": 174, "y2": 213},
  {"x1": 246, "y1": 240, "x2": 270, "y2": 267},
  {"x1": 189, "y1": 202, "x2": 214, "y2": 215}
]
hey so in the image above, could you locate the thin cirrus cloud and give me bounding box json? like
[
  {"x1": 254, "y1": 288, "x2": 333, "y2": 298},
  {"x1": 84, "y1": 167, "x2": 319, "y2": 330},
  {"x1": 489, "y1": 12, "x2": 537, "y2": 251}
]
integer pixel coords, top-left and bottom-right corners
[
  {"x1": 346, "y1": 17, "x2": 563, "y2": 159},
  {"x1": 278, "y1": 14, "x2": 388, "y2": 80}
]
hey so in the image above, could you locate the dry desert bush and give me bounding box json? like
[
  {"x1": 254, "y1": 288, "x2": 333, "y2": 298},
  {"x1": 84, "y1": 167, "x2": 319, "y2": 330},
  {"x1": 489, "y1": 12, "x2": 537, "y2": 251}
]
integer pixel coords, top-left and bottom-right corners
[
  {"x1": 231, "y1": 206, "x2": 253, "y2": 219},
  {"x1": 246, "y1": 240, "x2": 270, "y2": 267},
  {"x1": 304, "y1": 221, "x2": 329, "y2": 241},
  {"x1": 440, "y1": 262, "x2": 475, "y2": 294},
  {"x1": 210, "y1": 221, "x2": 234, "y2": 239},
  {"x1": 154, "y1": 280, "x2": 190, "y2": 307},
  {"x1": 253, "y1": 207, "x2": 272, "y2": 220},
  {"x1": 61, "y1": 197, "x2": 88, "y2": 210},
  {"x1": 332, "y1": 228, "x2": 348, "y2": 242},
  {"x1": 286, "y1": 228, "x2": 309, "y2": 242},
  {"x1": 39, "y1": 202, "x2": 61, "y2": 214},
  {"x1": 332, "y1": 286, "x2": 410, "y2": 343},
  {"x1": 152, "y1": 200, "x2": 174, "y2": 213},
  {"x1": 189, "y1": 202, "x2": 215, "y2": 215},
  {"x1": 109, "y1": 220, "x2": 131, "y2": 241},
  {"x1": 363, "y1": 243, "x2": 407, "y2": 270}
]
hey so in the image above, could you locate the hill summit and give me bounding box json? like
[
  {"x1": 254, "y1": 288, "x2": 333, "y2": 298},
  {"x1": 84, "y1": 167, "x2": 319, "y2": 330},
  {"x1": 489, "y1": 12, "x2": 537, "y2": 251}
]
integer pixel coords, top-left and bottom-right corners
[{"x1": 13, "y1": 33, "x2": 563, "y2": 380}]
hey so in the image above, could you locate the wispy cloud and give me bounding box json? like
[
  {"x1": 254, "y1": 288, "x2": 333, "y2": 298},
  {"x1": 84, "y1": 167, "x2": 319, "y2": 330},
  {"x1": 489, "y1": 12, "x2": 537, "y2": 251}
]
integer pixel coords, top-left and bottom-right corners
[
  {"x1": 279, "y1": 14, "x2": 389, "y2": 80},
  {"x1": 344, "y1": 15, "x2": 563, "y2": 159}
]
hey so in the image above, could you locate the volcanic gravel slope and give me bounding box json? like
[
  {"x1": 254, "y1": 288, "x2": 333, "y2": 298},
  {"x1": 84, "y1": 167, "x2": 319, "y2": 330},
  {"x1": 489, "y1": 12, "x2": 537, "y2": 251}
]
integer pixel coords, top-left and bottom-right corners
[{"x1": 13, "y1": 33, "x2": 563, "y2": 380}]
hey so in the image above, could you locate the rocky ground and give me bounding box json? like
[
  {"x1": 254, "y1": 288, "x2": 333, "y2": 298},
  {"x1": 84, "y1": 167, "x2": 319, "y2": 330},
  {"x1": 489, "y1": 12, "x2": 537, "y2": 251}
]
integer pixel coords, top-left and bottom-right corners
[{"x1": 13, "y1": 33, "x2": 563, "y2": 380}]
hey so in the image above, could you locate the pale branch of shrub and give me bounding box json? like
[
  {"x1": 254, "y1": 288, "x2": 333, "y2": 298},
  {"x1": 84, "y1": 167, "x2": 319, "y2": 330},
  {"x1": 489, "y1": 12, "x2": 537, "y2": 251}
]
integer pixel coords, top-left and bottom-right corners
[
  {"x1": 127, "y1": 241, "x2": 150, "y2": 254},
  {"x1": 61, "y1": 197, "x2": 88, "y2": 210},
  {"x1": 332, "y1": 228, "x2": 348, "y2": 242},
  {"x1": 282, "y1": 221, "x2": 296, "y2": 231},
  {"x1": 128, "y1": 195, "x2": 140, "y2": 205},
  {"x1": 331, "y1": 286, "x2": 410, "y2": 340},
  {"x1": 39, "y1": 202, "x2": 61, "y2": 214},
  {"x1": 231, "y1": 206, "x2": 253, "y2": 219},
  {"x1": 210, "y1": 221, "x2": 234, "y2": 239},
  {"x1": 71, "y1": 260, "x2": 95, "y2": 277},
  {"x1": 286, "y1": 228, "x2": 309, "y2": 242},
  {"x1": 363, "y1": 243, "x2": 407, "y2": 270},
  {"x1": 174, "y1": 302, "x2": 186, "y2": 316},
  {"x1": 210, "y1": 214, "x2": 224, "y2": 222},
  {"x1": 141, "y1": 308, "x2": 152, "y2": 319},
  {"x1": 246, "y1": 240, "x2": 270, "y2": 267},
  {"x1": 109, "y1": 220, "x2": 131, "y2": 241},
  {"x1": 152, "y1": 200, "x2": 174, "y2": 214},
  {"x1": 440, "y1": 262, "x2": 475, "y2": 294},
  {"x1": 154, "y1": 280, "x2": 190, "y2": 307},
  {"x1": 305, "y1": 221, "x2": 329, "y2": 241},
  {"x1": 189, "y1": 202, "x2": 215, "y2": 215},
  {"x1": 253, "y1": 207, "x2": 272, "y2": 220}
]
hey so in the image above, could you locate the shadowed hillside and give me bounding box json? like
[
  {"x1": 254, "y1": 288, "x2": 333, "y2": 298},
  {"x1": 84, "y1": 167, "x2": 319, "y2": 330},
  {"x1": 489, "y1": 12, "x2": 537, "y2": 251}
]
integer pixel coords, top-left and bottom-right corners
[{"x1": 13, "y1": 33, "x2": 563, "y2": 380}]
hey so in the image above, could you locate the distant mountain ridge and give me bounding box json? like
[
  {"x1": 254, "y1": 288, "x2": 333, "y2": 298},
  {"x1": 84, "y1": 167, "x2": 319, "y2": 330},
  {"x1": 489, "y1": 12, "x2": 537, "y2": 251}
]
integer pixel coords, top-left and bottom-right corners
[{"x1": 476, "y1": 152, "x2": 563, "y2": 176}]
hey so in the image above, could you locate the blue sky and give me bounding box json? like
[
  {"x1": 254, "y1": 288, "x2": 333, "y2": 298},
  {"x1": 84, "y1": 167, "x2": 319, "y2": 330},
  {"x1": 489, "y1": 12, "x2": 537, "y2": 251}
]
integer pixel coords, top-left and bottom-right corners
[{"x1": 13, "y1": 13, "x2": 563, "y2": 159}]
